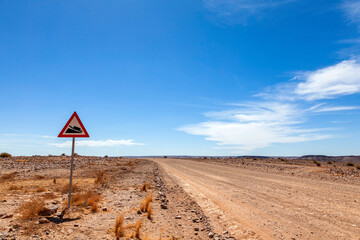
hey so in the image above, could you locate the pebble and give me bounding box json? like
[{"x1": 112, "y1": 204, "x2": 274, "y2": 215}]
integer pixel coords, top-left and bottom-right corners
[
  {"x1": 38, "y1": 217, "x2": 50, "y2": 224},
  {"x1": 175, "y1": 215, "x2": 182, "y2": 219}
]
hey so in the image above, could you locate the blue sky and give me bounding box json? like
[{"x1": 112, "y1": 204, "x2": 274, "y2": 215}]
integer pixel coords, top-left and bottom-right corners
[{"x1": 2, "y1": 0, "x2": 360, "y2": 156}]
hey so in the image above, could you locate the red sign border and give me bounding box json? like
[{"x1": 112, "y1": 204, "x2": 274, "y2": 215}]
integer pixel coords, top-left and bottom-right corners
[{"x1": 58, "y1": 112, "x2": 90, "y2": 138}]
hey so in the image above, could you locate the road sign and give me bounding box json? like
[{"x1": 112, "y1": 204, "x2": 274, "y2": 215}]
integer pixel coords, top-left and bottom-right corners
[
  {"x1": 58, "y1": 112, "x2": 89, "y2": 137},
  {"x1": 58, "y1": 111, "x2": 89, "y2": 209}
]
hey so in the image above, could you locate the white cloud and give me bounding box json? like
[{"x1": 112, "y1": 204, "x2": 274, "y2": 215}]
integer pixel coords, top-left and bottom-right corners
[
  {"x1": 41, "y1": 135, "x2": 56, "y2": 139},
  {"x1": 179, "y1": 102, "x2": 330, "y2": 153},
  {"x1": 180, "y1": 58, "x2": 360, "y2": 153},
  {"x1": 294, "y1": 59, "x2": 360, "y2": 100},
  {"x1": 313, "y1": 105, "x2": 360, "y2": 112},
  {"x1": 343, "y1": 0, "x2": 360, "y2": 25},
  {"x1": 50, "y1": 139, "x2": 144, "y2": 148},
  {"x1": 203, "y1": 0, "x2": 295, "y2": 24}
]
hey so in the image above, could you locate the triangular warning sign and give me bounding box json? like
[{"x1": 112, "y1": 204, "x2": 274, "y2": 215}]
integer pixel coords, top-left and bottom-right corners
[{"x1": 58, "y1": 112, "x2": 89, "y2": 138}]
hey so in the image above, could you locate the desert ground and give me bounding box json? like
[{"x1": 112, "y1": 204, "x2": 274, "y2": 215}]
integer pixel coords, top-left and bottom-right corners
[{"x1": 1, "y1": 156, "x2": 360, "y2": 239}]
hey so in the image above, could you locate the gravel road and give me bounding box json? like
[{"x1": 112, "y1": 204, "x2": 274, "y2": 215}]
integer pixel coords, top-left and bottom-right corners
[{"x1": 150, "y1": 158, "x2": 360, "y2": 240}]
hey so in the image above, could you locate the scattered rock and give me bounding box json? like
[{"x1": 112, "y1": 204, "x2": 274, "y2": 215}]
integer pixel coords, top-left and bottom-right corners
[
  {"x1": 0, "y1": 214, "x2": 13, "y2": 219},
  {"x1": 175, "y1": 215, "x2": 182, "y2": 219},
  {"x1": 38, "y1": 217, "x2": 50, "y2": 224}
]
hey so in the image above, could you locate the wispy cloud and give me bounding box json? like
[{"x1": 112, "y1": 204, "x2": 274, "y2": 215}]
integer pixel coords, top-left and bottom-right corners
[
  {"x1": 179, "y1": 102, "x2": 330, "y2": 153},
  {"x1": 203, "y1": 0, "x2": 296, "y2": 24},
  {"x1": 294, "y1": 59, "x2": 360, "y2": 100},
  {"x1": 261, "y1": 59, "x2": 360, "y2": 101},
  {"x1": 313, "y1": 105, "x2": 360, "y2": 112},
  {"x1": 50, "y1": 139, "x2": 144, "y2": 148},
  {"x1": 343, "y1": 0, "x2": 360, "y2": 25},
  {"x1": 2, "y1": 133, "x2": 56, "y2": 139},
  {"x1": 179, "y1": 58, "x2": 360, "y2": 153}
]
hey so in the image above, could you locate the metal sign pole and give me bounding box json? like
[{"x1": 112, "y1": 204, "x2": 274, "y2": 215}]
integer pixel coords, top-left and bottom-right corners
[{"x1": 67, "y1": 137, "x2": 75, "y2": 208}]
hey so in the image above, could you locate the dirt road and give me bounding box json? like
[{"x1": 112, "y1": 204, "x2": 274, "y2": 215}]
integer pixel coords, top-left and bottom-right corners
[{"x1": 150, "y1": 158, "x2": 360, "y2": 240}]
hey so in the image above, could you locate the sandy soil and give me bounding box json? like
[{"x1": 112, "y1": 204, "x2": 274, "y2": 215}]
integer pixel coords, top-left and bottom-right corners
[
  {"x1": 0, "y1": 156, "x2": 212, "y2": 240},
  {"x1": 150, "y1": 158, "x2": 360, "y2": 240}
]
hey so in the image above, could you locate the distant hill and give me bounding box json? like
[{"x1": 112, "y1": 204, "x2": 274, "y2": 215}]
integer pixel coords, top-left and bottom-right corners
[{"x1": 296, "y1": 155, "x2": 360, "y2": 163}]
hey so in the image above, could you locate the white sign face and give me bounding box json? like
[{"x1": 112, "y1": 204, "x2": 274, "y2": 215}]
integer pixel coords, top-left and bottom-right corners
[{"x1": 58, "y1": 112, "x2": 89, "y2": 138}]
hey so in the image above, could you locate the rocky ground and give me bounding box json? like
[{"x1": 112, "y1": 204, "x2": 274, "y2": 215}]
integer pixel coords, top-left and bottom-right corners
[
  {"x1": 1, "y1": 156, "x2": 360, "y2": 240},
  {"x1": 0, "y1": 156, "x2": 217, "y2": 240}
]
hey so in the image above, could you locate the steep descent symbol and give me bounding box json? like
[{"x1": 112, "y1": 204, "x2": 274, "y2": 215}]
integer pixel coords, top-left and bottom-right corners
[
  {"x1": 65, "y1": 126, "x2": 83, "y2": 134},
  {"x1": 58, "y1": 112, "x2": 89, "y2": 138}
]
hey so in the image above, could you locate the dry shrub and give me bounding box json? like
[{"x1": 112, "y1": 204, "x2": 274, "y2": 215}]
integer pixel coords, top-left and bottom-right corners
[
  {"x1": 70, "y1": 190, "x2": 101, "y2": 212},
  {"x1": 115, "y1": 214, "x2": 124, "y2": 238},
  {"x1": 60, "y1": 182, "x2": 79, "y2": 194},
  {"x1": 94, "y1": 170, "x2": 108, "y2": 186},
  {"x1": 18, "y1": 197, "x2": 46, "y2": 220},
  {"x1": 130, "y1": 218, "x2": 142, "y2": 238},
  {"x1": 34, "y1": 175, "x2": 45, "y2": 180},
  {"x1": 0, "y1": 172, "x2": 16, "y2": 181},
  {"x1": 43, "y1": 192, "x2": 56, "y2": 199},
  {"x1": 0, "y1": 152, "x2": 11, "y2": 158},
  {"x1": 140, "y1": 193, "x2": 152, "y2": 212},
  {"x1": 140, "y1": 182, "x2": 147, "y2": 192},
  {"x1": 9, "y1": 185, "x2": 21, "y2": 190},
  {"x1": 36, "y1": 187, "x2": 46, "y2": 192},
  {"x1": 147, "y1": 203, "x2": 152, "y2": 220}
]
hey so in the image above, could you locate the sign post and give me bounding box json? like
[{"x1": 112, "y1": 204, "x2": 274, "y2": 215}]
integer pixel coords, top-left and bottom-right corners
[{"x1": 58, "y1": 112, "x2": 89, "y2": 209}]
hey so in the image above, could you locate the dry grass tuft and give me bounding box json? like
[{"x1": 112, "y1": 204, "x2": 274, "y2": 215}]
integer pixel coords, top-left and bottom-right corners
[
  {"x1": 34, "y1": 175, "x2": 45, "y2": 180},
  {"x1": 18, "y1": 197, "x2": 46, "y2": 220},
  {"x1": 43, "y1": 192, "x2": 56, "y2": 199},
  {"x1": 36, "y1": 187, "x2": 46, "y2": 192},
  {"x1": 115, "y1": 214, "x2": 124, "y2": 238},
  {"x1": 130, "y1": 218, "x2": 142, "y2": 238},
  {"x1": 94, "y1": 170, "x2": 108, "y2": 186},
  {"x1": 147, "y1": 203, "x2": 152, "y2": 220},
  {"x1": 59, "y1": 182, "x2": 79, "y2": 194},
  {"x1": 8, "y1": 184, "x2": 21, "y2": 191},
  {"x1": 0, "y1": 152, "x2": 11, "y2": 158},
  {"x1": 140, "y1": 182, "x2": 147, "y2": 192},
  {"x1": 140, "y1": 193, "x2": 152, "y2": 212},
  {"x1": 69, "y1": 190, "x2": 101, "y2": 212},
  {"x1": 0, "y1": 172, "x2": 16, "y2": 182}
]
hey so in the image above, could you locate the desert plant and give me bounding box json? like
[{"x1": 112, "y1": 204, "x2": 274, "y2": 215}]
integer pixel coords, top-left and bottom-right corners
[
  {"x1": 130, "y1": 218, "x2": 142, "y2": 238},
  {"x1": 327, "y1": 161, "x2": 332, "y2": 164},
  {"x1": 115, "y1": 214, "x2": 124, "y2": 238},
  {"x1": 0, "y1": 152, "x2": 11, "y2": 158},
  {"x1": 104, "y1": 155, "x2": 108, "y2": 158},
  {"x1": 140, "y1": 193, "x2": 152, "y2": 212},
  {"x1": 140, "y1": 182, "x2": 147, "y2": 192},
  {"x1": 70, "y1": 190, "x2": 101, "y2": 211},
  {"x1": 60, "y1": 182, "x2": 79, "y2": 194},
  {"x1": 18, "y1": 197, "x2": 46, "y2": 220},
  {"x1": 0, "y1": 172, "x2": 16, "y2": 181},
  {"x1": 356, "y1": 166, "x2": 360, "y2": 170},
  {"x1": 94, "y1": 170, "x2": 108, "y2": 186},
  {"x1": 34, "y1": 175, "x2": 45, "y2": 180},
  {"x1": 316, "y1": 162, "x2": 321, "y2": 167},
  {"x1": 163, "y1": 156, "x2": 167, "y2": 158},
  {"x1": 36, "y1": 187, "x2": 46, "y2": 192},
  {"x1": 346, "y1": 162, "x2": 354, "y2": 166},
  {"x1": 8, "y1": 185, "x2": 21, "y2": 190},
  {"x1": 147, "y1": 203, "x2": 152, "y2": 220}
]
